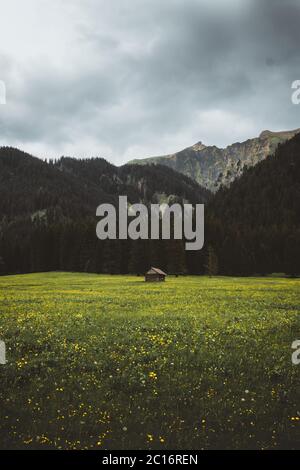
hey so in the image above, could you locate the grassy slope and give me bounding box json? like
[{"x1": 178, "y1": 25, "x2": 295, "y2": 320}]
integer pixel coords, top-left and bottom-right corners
[{"x1": 0, "y1": 272, "x2": 299, "y2": 449}]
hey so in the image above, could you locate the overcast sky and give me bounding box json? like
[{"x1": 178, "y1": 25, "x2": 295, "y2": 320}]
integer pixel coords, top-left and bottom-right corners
[{"x1": 0, "y1": 0, "x2": 299, "y2": 164}]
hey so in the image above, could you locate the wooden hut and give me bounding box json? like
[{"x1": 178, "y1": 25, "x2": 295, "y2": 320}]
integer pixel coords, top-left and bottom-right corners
[{"x1": 145, "y1": 267, "x2": 167, "y2": 282}]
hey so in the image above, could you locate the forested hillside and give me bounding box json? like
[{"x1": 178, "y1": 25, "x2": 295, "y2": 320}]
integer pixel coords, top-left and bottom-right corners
[
  {"x1": 207, "y1": 133, "x2": 300, "y2": 276},
  {"x1": 0, "y1": 147, "x2": 210, "y2": 275},
  {"x1": 130, "y1": 129, "x2": 300, "y2": 192},
  {"x1": 0, "y1": 134, "x2": 299, "y2": 276}
]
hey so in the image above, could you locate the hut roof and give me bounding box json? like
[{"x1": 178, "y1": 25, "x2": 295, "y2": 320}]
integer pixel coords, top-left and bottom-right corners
[{"x1": 146, "y1": 267, "x2": 167, "y2": 276}]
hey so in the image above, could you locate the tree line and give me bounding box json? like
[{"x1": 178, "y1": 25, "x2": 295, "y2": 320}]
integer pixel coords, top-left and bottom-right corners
[{"x1": 0, "y1": 134, "x2": 299, "y2": 276}]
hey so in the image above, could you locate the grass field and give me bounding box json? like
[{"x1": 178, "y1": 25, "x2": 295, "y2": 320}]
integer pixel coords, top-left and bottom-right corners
[{"x1": 0, "y1": 272, "x2": 299, "y2": 450}]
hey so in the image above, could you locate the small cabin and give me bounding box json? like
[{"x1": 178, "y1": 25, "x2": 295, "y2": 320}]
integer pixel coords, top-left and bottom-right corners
[{"x1": 145, "y1": 267, "x2": 167, "y2": 282}]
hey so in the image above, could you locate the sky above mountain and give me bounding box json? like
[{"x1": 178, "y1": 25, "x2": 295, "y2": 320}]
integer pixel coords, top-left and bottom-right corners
[{"x1": 0, "y1": 0, "x2": 299, "y2": 164}]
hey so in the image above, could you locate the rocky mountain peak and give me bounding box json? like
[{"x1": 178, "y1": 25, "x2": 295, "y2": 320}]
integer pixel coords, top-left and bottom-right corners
[
  {"x1": 130, "y1": 128, "x2": 300, "y2": 192},
  {"x1": 191, "y1": 141, "x2": 207, "y2": 152}
]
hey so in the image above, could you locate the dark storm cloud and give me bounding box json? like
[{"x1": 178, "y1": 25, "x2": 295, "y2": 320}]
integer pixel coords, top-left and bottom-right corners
[{"x1": 0, "y1": 0, "x2": 299, "y2": 163}]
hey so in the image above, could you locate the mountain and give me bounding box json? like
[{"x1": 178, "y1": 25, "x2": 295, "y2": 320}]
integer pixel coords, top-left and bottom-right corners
[
  {"x1": 0, "y1": 147, "x2": 211, "y2": 222},
  {"x1": 0, "y1": 147, "x2": 210, "y2": 275},
  {"x1": 0, "y1": 134, "x2": 299, "y2": 277},
  {"x1": 130, "y1": 128, "x2": 300, "y2": 192},
  {"x1": 206, "y1": 133, "x2": 300, "y2": 275}
]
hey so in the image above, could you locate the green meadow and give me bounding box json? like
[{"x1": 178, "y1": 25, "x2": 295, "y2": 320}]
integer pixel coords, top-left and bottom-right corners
[{"x1": 0, "y1": 272, "x2": 299, "y2": 449}]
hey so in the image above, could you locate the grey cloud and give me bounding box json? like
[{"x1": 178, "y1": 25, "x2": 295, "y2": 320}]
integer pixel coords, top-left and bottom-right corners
[{"x1": 0, "y1": 0, "x2": 299, "y2": 162}]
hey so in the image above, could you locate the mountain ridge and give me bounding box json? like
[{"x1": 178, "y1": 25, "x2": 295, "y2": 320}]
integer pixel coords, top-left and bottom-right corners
[
  {"x1": 0, "y1": 146, "x2": 211, "y2": 221},
  {"x1": 130, "y1": 128, "x2": 300, "y2": 192},
  {"x1": 0, "y1": 134, "x2": 299, "y2": 276}
]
